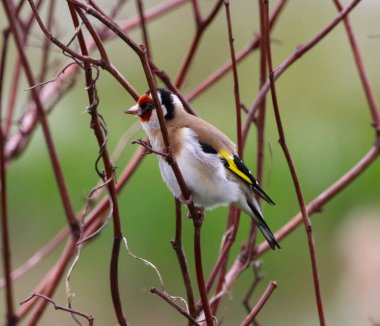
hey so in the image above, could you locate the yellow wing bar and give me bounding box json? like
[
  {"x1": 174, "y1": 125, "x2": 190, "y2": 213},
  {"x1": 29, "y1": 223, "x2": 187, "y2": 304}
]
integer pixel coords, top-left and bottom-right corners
[{"x1": 218, "y1": 150, "x2": 253, "y2": 185}]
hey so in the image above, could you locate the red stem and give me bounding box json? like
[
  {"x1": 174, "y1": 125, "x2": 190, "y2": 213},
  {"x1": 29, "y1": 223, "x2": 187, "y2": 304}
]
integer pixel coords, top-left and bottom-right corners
[
  {"x1": 240, "y1": 281, "x2": 277, "y2": 326},
  {"x1": 20, "y1": 293, "x2": 94, "y2": 326},
  {"x1": 15, "y1": 148, "x2": 144, "y2": 320},
  {"x1": 0, "y1": 28, "x2": 17, "y2": 326},
  {"x1": 4, "y1": 0, "x2": 79, "y2": 237},
  {"x1": 193, "y1": 220, "x2": 213, "y2": 325},
  {"x1": 175, "y1": 0, "x2": 224, "y2": 89},
  {"x1": 209, "y1": 207, "x2": 240, "y2": 315},
  {"x1": 224, "y1": 0, "x2": 242, "y2": 157},
  {"x1": 24, "y1": 238, "x2": 76, "y2": 325},
  {"x1": 136, "y1": 0, "x2": 151, "y2": 59},
  {"x1": 256, "y1": 145, "x2": 380, "y2": 256},
  {"x1": 242, "y1": 0, "x2": 362, "y2": 144},
  {"x1": 332, "y1": 0, "x2": 380, "y2": 132},
  {"x1": 186, "y1": 0, "x2": 288, "y2": 102},
  {"x1": 150, "y1": 287, "x2": 200, "y2": 326},
  {"x1": 110, "y1": 237, "x2": 128, "y2": 325},
  {"x1": 261, "y1": 1, "x2": 325, "y2": 324},
  {"x1": 66, "y1": 3, "x2": 127, "y2": 324},
  {"x1": 171, "y1": 199, "x2": 197, "y2": 318},
  {"x1": 205, "y1": 209, "x2": 240, "y2": 294},
  {"x1": 4, "y1": 0, "x2": 44, "y2": 138}
]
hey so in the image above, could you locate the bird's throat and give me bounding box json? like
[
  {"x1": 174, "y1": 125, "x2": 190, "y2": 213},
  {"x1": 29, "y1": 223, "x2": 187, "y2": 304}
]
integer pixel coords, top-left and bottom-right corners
[{"x1": 140, "y1": 111, "x2": 152, "y2": 122}]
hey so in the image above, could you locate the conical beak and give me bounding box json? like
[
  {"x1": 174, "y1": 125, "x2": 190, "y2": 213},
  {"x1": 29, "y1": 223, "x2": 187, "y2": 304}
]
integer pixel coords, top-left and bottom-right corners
[{"x1": 124, "y1": 104, "x2": 140, "y2": 115}]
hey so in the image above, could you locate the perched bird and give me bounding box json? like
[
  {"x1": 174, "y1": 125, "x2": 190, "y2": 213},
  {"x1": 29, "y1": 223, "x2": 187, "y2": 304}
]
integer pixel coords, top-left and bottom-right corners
[{"x1": 125, "y1": 88, "x2": 280, "y2": 250}]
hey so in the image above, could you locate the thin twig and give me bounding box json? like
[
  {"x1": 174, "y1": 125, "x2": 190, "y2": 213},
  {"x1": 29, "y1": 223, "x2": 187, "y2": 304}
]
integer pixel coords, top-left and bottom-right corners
[
  {"x1": 66, "y1": 3, "x2": 127, "y2": 324},
  {"x1": 242, "y1": 0, "x2": 362, "y2": 144},
  {"x1": 224, "y1": 0, "x2": 242, "y2": 157},
  {"x1": 242, "y1": 261, "x2": 264, "y2": 313},
  {"x1": 20, "y1": 293, "x2": 94, "y2": 326},
  {"x1": 332, "y1": 0, "x2": 380, "y2": 132},
  {"x1": 209, "y1": 207, "x2": 240, "y2": 316},
  {"x1": 151, "y1": 287, "x2": 200, "y2": 326},
  {"x1": 175, "y1": 0, "x2": 224, "y2": 88},
  {"x1": 186, "y1": 0, "x2": 288, "y2": 102},
  {"x1": 255, "y1": 145, "x2": 380, "y2": 256},
  {"x1": 262, "y1": 1, "x2": 325, "y2": 324},
  {"x1": 240, "y1": 281, "x2": 277, "y2": 326},
  {"x1": 136, "y1": 0, "x2": 151, "y2": 59},
  {"x1": 5, "y1": 0, "x2": 80, "y2": 238},
  {"x1": 0, "y1": 27, "x2": 17, "y2": 326},
  {"x1": 171, "y1": 198, "x2": 197, "y2": 318},
  {"x1": 204, "y1": 209, "x2": 240, "y2": 295},
  {"x1": 3, "y1": 0, "x2": 45, "y2": 138},
  {"x1": 18, "y1": 238, "x2": 77, "y2": 323}
]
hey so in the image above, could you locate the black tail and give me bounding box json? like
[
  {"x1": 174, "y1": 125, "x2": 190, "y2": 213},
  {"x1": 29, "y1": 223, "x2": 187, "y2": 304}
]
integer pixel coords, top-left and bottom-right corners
[{"x1": 247, "y1": 200, "x2": 280, "y2": 250}]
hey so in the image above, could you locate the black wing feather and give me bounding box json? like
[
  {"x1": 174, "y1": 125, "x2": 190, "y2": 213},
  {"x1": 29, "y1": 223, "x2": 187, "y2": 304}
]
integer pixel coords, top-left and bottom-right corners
[
  {"x1": 233, "y1": 155, "x2": 276, "y2": 206},
  {"x1": 197, "y1": 140, "x2": 275, "y2": 206},
  {"x1": 198, "y1": 141, "x2": 218, "y2": 154}
]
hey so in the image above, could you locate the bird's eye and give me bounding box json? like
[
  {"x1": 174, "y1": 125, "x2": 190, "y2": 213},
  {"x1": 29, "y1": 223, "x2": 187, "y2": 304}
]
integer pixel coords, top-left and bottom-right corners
[
  {"x1": 146, "y1": 102, "x2": 155, "y2": 110},
  {"x1": 141, "y1": 102, "x2": 154, "y2": 113}
]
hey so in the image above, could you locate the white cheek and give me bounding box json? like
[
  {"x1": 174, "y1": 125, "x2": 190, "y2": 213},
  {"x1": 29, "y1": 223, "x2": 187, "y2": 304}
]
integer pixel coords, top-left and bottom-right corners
[{"x1": 141, "y1": 111, "x2": 161, "y2": 133}]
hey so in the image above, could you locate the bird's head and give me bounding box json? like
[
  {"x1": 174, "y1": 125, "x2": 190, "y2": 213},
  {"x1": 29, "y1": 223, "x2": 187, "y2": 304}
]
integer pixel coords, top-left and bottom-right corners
[{"x1": 125, "y1": 88, "x2": 182, "y2": 131}]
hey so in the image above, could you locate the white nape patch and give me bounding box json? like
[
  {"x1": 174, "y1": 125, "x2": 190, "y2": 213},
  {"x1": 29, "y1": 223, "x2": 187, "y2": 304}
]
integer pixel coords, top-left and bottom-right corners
[
  {"x1": 157, "y1": 128, "x2": 241, "y2": 210},
  {"x1": 171, "y1": 93, "x2": 183, "y2": 110}
]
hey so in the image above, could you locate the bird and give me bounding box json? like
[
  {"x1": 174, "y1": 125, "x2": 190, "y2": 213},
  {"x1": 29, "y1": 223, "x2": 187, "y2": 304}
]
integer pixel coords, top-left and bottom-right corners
[{"x1": 125, "y1": 88, "x2": 280, "y2": 250}]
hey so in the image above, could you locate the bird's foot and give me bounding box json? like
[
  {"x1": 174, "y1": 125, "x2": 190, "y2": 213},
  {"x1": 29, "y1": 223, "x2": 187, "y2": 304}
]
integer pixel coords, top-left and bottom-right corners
[
  {"x1": 178, "y1": 193, "x2": 193, "y2": 205},
  {"x1": 132, "y1": 139, "x2": 169, "y2": 158},
  {"x1": 187, "y1": 206, "x2": 204, "y2": 220}
]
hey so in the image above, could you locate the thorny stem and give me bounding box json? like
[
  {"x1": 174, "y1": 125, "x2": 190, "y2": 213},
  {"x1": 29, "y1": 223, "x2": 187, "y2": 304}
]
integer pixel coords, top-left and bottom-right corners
[
  {"x1": 5, "y1": 0, "x2": 187, "y2": 163},
  {"x1": 224, "y1": 0, "x2": 242, "y2": 157},
  {"x1": 172, "y1": 198, "x2": 197, "y2": 318},
  {"x1": 20, "y1": 238, "x2": 77, "y2": 324},
  {"x1": 240, "y1": 0, "x2": 269, "y2": 281},
  {"x1": 4, "y1": 0, "x2": 80, "y2": 237},
  {"x1": 175, "y1": 0, "x2": 224, "y2": 88},
  {"x1": 202, "y1": 3, "x2": 243, "y2": 315},
  {"x1": 256, "y1": 145, "x2": 380, "y2": 256},
  {"x1": 20, "y1": 293, "x2": 94, "y2": 326},
  {"x1": 261, "y1": 1, "x2": 325, "y2": 325},
  {"x1": 331, "y1": 0, "x2": 380, "y2": 132},
  {"x1": 150, "y1": 287, "x2": 200, "y2": 326},
  {"x1": 0, "y1": 28, "x2": 17, "y2": 326},
  {"x1": 14, "y1": 148, "x2": 145, "y2": 319},
  {"x1": 242, "y1": 0, "x2": 363, "y2": 144},
  {"x1": 66, "y1": 2, "x2": 127, "y2": 324},
  {"x1": 136, "y1": 0, "x2": 151, "y2": 59},
  {"x1": 139, "y1": 49, "x2": 214, "y2": 325},
  {"x1": 240, "y1": 281, "x2": 277, "y2": 326},
  {"x1": 186, "y1": 0, "x2": 288, "y2": 102},
  {"x1": 110, "y1": 237, "x2": 127, "y2": 325},
  {"x1": 65, "y1": 3, "x2": 213, "y2": 322},
  {"x1": 2, "y1": 0, "x2": 378, "y2": 325},
  {"x1": 4, "y1": 0, "x2": 44, "y2": 138},
  {"x1": 209, "y1": 207, "x2": 240, "y2": 316},
  {"x1": 255, "y1": 0, "x2": 268, "y2": 196},
  {"x1": 242, "y1": 261, "x2": 264, "y2": 313},
  {"x1": 204, "y1": 209, "x2": 240, "y2": 295}
]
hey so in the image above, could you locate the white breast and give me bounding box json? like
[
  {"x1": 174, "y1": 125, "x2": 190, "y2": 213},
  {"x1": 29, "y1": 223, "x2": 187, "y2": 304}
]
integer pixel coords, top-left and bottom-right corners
[{"x1": 150, "y1": 128, "x2": 241, "y2": 210}]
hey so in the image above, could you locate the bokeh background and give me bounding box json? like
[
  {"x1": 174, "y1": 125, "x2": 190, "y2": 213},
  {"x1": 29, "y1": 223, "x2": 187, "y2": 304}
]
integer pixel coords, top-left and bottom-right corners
[{"x1": 1, "y1": 0, "x2": 380, "y2": 325}]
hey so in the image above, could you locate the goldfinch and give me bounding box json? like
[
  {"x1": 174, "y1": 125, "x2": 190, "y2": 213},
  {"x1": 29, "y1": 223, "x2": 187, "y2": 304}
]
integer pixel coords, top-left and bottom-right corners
[{"x1": 125, "y1": 88, "x2": 280, "y2": 250}]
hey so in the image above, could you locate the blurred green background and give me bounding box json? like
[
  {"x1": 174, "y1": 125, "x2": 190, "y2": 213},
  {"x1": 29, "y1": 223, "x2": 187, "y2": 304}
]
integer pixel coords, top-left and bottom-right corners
[{"x1": 1, "y1": 0, "x2": 380, "y2": 325}]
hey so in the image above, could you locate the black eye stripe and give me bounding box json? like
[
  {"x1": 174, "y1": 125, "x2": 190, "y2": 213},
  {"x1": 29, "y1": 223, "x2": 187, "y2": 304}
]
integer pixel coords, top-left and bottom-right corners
[
  {"x1": 144, "y1": 88, "x2": 176, "y2": 120},
  {"x1": 141, "y1": 102, "x2": 154, "y2": 113}
]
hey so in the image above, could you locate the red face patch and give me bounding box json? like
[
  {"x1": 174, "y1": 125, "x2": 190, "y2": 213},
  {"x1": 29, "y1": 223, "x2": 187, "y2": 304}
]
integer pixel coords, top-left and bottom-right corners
[
  {"x1": 137, "y1": 94, "x2": 153, "y2": 105},
  {"x1": 140, "y1": 111, "x2": 152, "y2": 122},
  {"x1": 137, "y1": 94, "x2": 154, "y2": 122}
]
